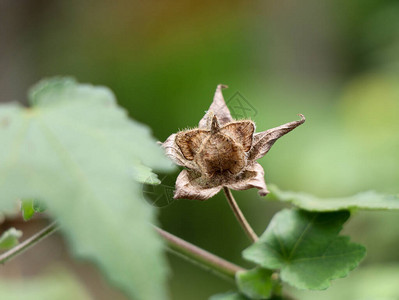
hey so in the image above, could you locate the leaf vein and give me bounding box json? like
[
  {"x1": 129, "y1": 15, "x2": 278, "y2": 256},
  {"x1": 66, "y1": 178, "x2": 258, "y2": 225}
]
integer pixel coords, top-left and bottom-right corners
[{"x1": 288, "y1": 213, "x2": 318, "y2": 259}]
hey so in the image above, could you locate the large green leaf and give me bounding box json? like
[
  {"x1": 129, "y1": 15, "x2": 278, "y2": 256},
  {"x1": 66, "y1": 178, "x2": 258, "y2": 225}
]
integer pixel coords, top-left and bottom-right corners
[
  {"x1": 268, "y1": 185, "x2": 399, "y2": 211},
  {"x1": 0, "y1": 78, "x2": 174, "y2": 300},
  {"x1": 0, "y1": 268, "x2": 91, "y2": 300},
  {"x1": 243, "y1": 209, "x2": 366, "y2": 290}
]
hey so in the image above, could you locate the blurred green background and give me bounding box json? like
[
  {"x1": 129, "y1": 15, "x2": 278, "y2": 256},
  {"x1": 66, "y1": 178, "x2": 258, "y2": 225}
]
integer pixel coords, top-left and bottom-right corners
[{"x1": 1, "y1": 1, "x2": 399, "y2": 299}]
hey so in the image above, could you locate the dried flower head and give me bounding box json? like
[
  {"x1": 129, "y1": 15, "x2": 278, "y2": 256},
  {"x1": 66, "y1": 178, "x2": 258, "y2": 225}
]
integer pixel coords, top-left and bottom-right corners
[{"x1": 162, "y1": 85, "x2": 305, "y2": 200}]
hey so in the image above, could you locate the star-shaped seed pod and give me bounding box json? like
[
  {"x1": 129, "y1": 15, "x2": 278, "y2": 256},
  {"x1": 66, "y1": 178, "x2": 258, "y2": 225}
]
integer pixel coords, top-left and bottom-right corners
[{"x1": 162, "y1": 85, "x2": 305, "y2": 200}]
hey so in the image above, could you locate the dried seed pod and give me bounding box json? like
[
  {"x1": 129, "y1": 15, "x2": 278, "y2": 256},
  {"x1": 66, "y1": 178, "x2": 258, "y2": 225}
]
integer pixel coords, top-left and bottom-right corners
[{"x1": 162, "y1": 85, "x2": 305, "y2": 200}]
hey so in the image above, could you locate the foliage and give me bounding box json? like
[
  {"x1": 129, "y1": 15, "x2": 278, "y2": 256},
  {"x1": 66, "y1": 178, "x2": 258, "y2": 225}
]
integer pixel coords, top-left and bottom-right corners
[
  {"x1": 293, "y1": 264, "x2": 399, "y2": 300},
  {"x1": 210, "y1": 292, "x2": 249, "y2": 300},
  {"x1": 236, "y1": 268, "x2": 276, "y2": 299},
  {"x1": 243, "y1": 210, "x2": 366, "y2": 290},
  {"x1": 0, "y1": 268, "x2": 91, "y2": 300},
  {"x1": 0, "y1": 228, "x2": 22, "y2": 250},
  {"x1": 268, "y1": 185, "x2": 399, "y2": 211},
  {"x1": 1, "y1": 78, "x2": 398, "y2": 300},
  {"x1": 21, "y1": 199, "x2": 47, "y2": 221},
  {"x1": 0, "y1": 78, "x2": 174, "y2": 300}
]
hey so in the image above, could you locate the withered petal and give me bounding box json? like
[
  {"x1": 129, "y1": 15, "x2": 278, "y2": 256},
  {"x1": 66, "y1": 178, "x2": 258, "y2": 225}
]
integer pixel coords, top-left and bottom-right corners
[
  {"x1": 174, "y1": 170, "x2": 222, "y2": 200},
  {"x1": 199, "y1": 84, "x2": 233, "y2": 128},
  {"x1": 175, "y1": 129, "x2": 209, "y2": 160},
  {"x1": 221, "y1": 120, "x2": 255, "y2": 152},
  {"x1": 226, "y1": 162, "x2": 269, "y2": 196},
  {"x1": 161, "y1": 134, "x2": 198, "y2": 169},
  {"x1": 248, "y1": 114, "x2": 305, "y2": 161}
]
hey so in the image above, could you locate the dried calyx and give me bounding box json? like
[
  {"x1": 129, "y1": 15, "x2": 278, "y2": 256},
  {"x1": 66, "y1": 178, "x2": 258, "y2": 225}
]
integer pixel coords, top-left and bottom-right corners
[{"x1": 162, "y1": 85, "x2": 305, "y2": 200}]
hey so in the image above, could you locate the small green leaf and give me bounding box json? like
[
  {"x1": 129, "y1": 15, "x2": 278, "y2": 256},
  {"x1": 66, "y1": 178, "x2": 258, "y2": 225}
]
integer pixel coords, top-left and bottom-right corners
[
  {"x1": 209, "y1": 292, "x2": 249, "y2": 300},
  {"x1": 268, "y1": 185, "x2": 399, "y2": 211},
  {"x1": 236, "y1": 268, "x2": 275, "y2": 299},
  {"x1": 21, "y1": 199, "x2": 36, "y2": 221},
  {"x1": 0, "y1": 78, "x2": 175, "y2": 300},
  {"x1": 33, "y1": 199, "x2": 47, "y2": 212},
  {"x1": 0, "y1": 228, "x2": 22, "y2": 249},
  {"x1": 243, "y1": 209, "x2": 366, "y2": 290},
  {"x1": 21, "y1": 199, "x2": 47, "y2": 221}
]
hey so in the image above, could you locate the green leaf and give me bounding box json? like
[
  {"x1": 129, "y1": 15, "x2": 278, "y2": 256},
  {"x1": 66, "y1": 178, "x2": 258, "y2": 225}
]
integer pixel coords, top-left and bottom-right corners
[
  {"x1": 236, "y1": 268, "x2": 275, "y2": 299},
  {"x1": 0, "y1": 228, "x2": 22, "y2": 249},
  {"x1": 243, "y1": 209, "x2": 366, "y2": 290},
  {"x1": 209, "y1": 292, "x2": 249, "y2": 300},
  {"x1": 0, "y1": 268, "x2": 91, "y2": 300},
  {"x1": 21, "y1": 199, "x2": 36, "y2": 221},
  {"x1": 21, "y1": 199, "x2": 47, "y2": 221},
  {"x1": 33, "y1": 199, "x2": 47, "y2": 212},
  {"x1": 292, "y1": 264, "x2": 399, "y2": 300},
  {"x1": 268, "y1": 185, "x2": 399, "y2": 211},
  {"x1": 0, "y1": 78, "x2": 174, "y2": 300}
]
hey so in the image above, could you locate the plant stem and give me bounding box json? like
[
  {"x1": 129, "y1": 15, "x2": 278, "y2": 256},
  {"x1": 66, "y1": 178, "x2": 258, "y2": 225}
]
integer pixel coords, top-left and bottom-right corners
[
  {"x1": 0, "y1": 220, "x2": 295, "y2": 298},
  {"x1": 155, "y1": 226, "x2": 244, "y2": 279},
  {"x1": 0, "y1": 221, "x2": 58, "y2": 264},
  {"x1": 0, "y1": 221, "x2": 244, "y2": 280},
  {"x1": 223, "y1": 187, "x2": 259, "y2": 243}
]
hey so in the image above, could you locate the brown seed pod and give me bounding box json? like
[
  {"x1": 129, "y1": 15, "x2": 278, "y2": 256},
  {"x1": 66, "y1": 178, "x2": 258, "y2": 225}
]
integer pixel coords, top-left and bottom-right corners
[{"x1": 162, "y1": 84, "x2": 305, "y2": 200}]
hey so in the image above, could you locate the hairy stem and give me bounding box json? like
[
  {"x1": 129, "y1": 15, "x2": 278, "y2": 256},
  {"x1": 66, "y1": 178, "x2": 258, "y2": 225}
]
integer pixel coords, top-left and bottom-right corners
[
  {"x1": 223, "y1": 187, "x2": 259, "y2": 243},
  {"x1": 0, "y1": 221, "x2": 58, "y2": 264},
  {"x1": 155, "y1": 226, "x2": 244, "y2": 280}
]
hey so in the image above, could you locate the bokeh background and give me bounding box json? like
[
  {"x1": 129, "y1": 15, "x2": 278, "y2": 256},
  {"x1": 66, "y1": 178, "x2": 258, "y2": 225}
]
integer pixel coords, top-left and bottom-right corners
[{"x1": 1, "y1": 1, "x2": 399, "y2": 299}]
